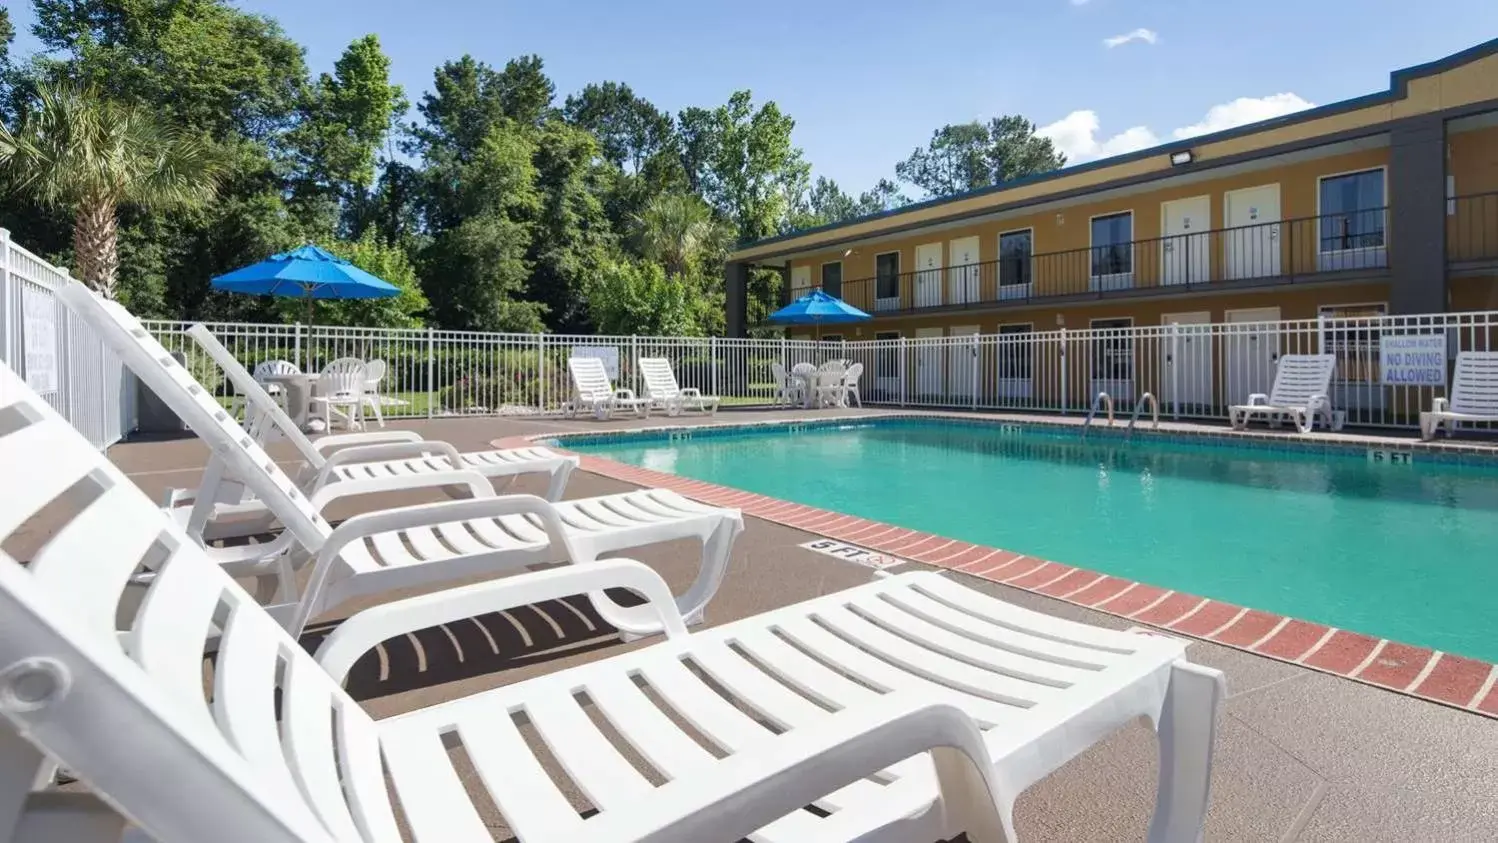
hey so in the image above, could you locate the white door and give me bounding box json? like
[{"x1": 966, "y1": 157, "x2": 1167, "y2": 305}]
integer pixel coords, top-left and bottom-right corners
[
  {"x1": 1161, "y1": 196, "x2": 1211, "y2": 285},
  {"x1": 1223, "y1": 185, "x2": 1281, "y2": 280},
  {"x1": 874, "y1": 331, "x2": 900, "y2": 399},
  {"x1": 948, "y1": 325, "x2": 979, "y2": 400},
  {"x1": 914, "y1": 327, "x2": 943, "y2": 399},
  {"x1": 1225, "y1": 307, "x2": 1281, "y2": 406},
  {"x1": 995, "y1": 325, "x2": 1033, "y2": 401},
  {"x1": 914, "y1": 243, "x2": 943, "y2": 308},
  {"x1": 790, "y1": 265, "x2": 811, "y2": 294},
  {"x1": 1160, "y1": 311, "x2": 1213, "y2": 413},
  {"x1": 947, "y1": 236, "x2": 980, "y2": 304}
]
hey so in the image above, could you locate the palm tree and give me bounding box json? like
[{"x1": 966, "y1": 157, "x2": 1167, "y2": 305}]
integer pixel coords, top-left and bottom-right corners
[
  {"x1": 0, "y1": 84, "x2": 224, "y2": 298},
  {"x1": 631, "y1": 192, "x2": 733, "y2": 278}
]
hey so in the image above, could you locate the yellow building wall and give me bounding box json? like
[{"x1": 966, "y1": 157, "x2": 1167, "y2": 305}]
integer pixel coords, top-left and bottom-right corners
[
  {"x1": 788, "y1": 148, "x2": 1391, "y2": 313},
  {"x1": 1448, "y1": 125, "x2": 1498, "y2": 261}
]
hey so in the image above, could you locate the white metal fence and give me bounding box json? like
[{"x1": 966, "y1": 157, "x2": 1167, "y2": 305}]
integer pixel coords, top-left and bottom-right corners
[
  {"x1": 0, "y1": 229, "x2": 132, "y2": 449},
  {"x1": 143, "y1": 309, "x2": 1498, "y2": 432}
]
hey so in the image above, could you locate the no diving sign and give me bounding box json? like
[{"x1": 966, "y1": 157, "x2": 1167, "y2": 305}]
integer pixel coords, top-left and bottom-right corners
[{"x1": 800, "y1": 538, "x2": 909, "y2": 570}]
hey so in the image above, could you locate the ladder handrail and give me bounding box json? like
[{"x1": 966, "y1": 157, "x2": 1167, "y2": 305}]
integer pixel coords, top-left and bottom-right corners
[
  {"x1": 1083, "y1": 391, "x2": 1113, "y2": 434},
  {"x1": 1128, "y1": 391, "x2": 1160, "y2": 437}
]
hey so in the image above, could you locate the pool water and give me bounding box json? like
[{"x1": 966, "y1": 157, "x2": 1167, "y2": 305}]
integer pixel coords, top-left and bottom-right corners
[{"x1": 570, "y1": 421, "x2": 1498, "y2": 662}]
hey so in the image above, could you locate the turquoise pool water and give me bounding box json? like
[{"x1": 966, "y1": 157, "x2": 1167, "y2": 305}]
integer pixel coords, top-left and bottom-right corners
[{"x1": 568, "y1": 421, "x2": 1498, "y2": 661}]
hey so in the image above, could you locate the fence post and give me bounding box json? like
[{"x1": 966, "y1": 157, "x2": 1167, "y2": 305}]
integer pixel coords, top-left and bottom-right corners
[
  {"x1": 293, "y1": 322, "x2": 303, "y2": 372},
  {"x1": 1059, "y1": 328, "x2": 1069, "y2": 415},
  {"x1": 536, "y1": 334, "x2": 546, "y2": 413},
  {"x1": 630, "y1": 335, "x2": 639, "y2": 395},
  {"x1": 1316, "y1": 313, "x2": 1327, "y2": 354},
  {"x1": 710, "y1": 336, "x2": 719, "y2": 398},
  {"x1": 0, "y1": 229, "x2": 10, "y2": 368},
  {"x1": 1168, "y1": 323, "x2": 1180, "y2": 420},
  {"x1": 898, "y1": 337, "x2": 908, "y2": 407},
  {"x1": 971, "y1": 334, "x2": 980, "y2": 410},
  {"x1": 425, "y1": 328, "x2": 435, "y2": 419}
]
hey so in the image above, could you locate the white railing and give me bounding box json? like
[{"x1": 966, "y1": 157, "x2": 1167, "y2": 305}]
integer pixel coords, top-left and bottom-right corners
[
  {"x1": 0, "y1": 229, "x2": 132, "y2": 449},
  {"x1": 140, "y1": 309, "x2": 1498, "y2": 433}
]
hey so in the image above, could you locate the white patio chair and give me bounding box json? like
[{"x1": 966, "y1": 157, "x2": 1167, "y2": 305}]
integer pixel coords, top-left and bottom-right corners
[
  {"x1": 813, "y1": 360, "x2": 849, "y2": 408},
  {"x1": 843, "y1": 361, "x2": 865, "y2": 407},
  {"x1": 790, "y1": 361, "x2": 818, "y2": 408},
  {"x1": 564, "y1": 356, "x2": 650, "y2": 420},
  {"x1": 638, "y1": 357, "x2": 721, "y2": 416},
  {"x1": 230, "y1": 359, "x2": 300, "y2": 420},
  {"x1": 0, "y1": 359, "x2": 1225, "y2": 843},
  {"x1": 359, "y1": 358, "x2": 390, "y2": 427},
  {"x1": 1229, "y1": 353, "x2": 1339, "y2": 434},
  {"x1": 57, "y1": 285, "x2": 581, "y2": 543},
  {"x1": 771, "y1": 362, "x2": 802, "y2": 407},
  {"x1": 309, "y1": 357, "x2": 367, "y2": 431},
  {"x1": 1421, "y1": 351, "x2": 1498, "y2": 439}
]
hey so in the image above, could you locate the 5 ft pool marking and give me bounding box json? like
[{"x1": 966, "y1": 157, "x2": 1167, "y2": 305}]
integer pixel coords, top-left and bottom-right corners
[{"x1": 799, "y1": 539, "x2": 909, "y2": 570}]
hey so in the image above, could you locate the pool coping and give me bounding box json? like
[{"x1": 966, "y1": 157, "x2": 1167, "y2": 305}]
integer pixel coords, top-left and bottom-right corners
[{"x1": 500, "y1": 415, "x2": 1498, "y2": 721}]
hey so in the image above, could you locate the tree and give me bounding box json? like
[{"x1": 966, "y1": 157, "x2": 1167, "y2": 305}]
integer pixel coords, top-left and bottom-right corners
[
  {"x1": 526, "y1": 120, "x2": 615, "y2": 333},
  {"x1": 0, "y1": 83, "x2": 224, "y2": 297},
  {"x1": 288, "y1": 34, "x2": 405, "y2": 230},
  {"x1": 895, "y1": 115, "x2": 1066, "y2": 199},
  {"x1": 587, "y1": 259, "x2": 701, "y2": 337},
  {"x1": 563, "y1": 82, "x2": 673, "y2": 173},
  {"x1": 632, "y1": 192, "x2": 732, "y2": 278}
]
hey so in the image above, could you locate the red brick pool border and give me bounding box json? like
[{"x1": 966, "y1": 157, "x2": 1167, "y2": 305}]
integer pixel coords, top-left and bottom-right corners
[{"x1": 498, "y1": 435, "x2": 1498, "y2": 720}]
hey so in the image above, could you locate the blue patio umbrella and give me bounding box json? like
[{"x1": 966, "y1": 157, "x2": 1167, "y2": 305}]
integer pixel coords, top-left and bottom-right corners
[
  {"x1": 211, "y1": 244, "x2": 400, "y2": 324},
  {"x1": 767, "y1": 289, "x2": 871, "y2": 339}
]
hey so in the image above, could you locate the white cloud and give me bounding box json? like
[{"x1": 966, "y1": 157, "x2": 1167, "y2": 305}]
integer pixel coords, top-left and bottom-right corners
[
  {"x1": 1170, "y1": 93, "x2": 1315, "y2": 139},
  {"x1": 1037, "y1": 111, "x2": 1159, "y2": 163},
  {"x1": 1103, "y1": 28, "x2": 1158, "y2": 48},
  {"x1": 1038, "y1": 93, "x2": 1316, "y2": 164}
]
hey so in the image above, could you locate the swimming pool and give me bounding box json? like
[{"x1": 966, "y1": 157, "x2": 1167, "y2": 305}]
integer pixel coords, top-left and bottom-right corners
[{"x1": 564, "y1": 419, "x2": 1498, "y2": 662}]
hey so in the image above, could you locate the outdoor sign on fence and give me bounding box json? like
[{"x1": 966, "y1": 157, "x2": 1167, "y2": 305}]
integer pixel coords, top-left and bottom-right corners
[
  {"x1": 570, "y1": 344, "x2": 620, "y2": 379},
  {"x1": 1379, "y1": 334, "x2": 1447, "y2": 387},
  {"x1": 21, "y1": 286, "x2": 58, "y2": 393}
]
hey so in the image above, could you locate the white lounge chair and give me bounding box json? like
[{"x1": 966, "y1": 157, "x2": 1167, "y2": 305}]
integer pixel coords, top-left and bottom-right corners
[
  {"x1": 58, "y1": 285, "x2": 741, "y2": 638},
  {"x1": 1421, "y1": 351, "x2": 1498, "y2": 439},
  {"x1": 1228, "y1": 353, "x2": 1339, "y2": 434},
  {"x1": 0, "y1": 361, "x2": 1225, "y2": 843},
  {"x1": 72, "y1": 305, "x2": 578, "y2": 538},
  {"x1": 565, "y1": 356, "x2": 650, "y2": 420},
  {"x1": 638, "y1": 357, "x2": 721, "y2": 416}
]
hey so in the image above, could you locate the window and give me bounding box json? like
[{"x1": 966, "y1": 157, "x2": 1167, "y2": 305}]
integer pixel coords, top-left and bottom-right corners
[
  {"x1": 821, "y1": 261, "x2": 843, "y2": 298},
  {"x1": 1319, "y1": 169, "x2": 1385, "y2": 252},
  {"x1": 875, "y1": 252, "x2": 900, "y2": 301},
  {"x1": 820, "y1": 334, "x2": 843, "y2": 344},
  {"x1": 1318, "y1": 303, "x2": 1387, "y2": 383},
  {"x1": 997, "y1": 323, "x2": 1033, "y2": 379},
  {"x1": 1090, "y1": 212, "x2": 1133, "y2": 277},
  {"x1": 998, "y1": 230, "x2": 1033, "y2": 290},
  {"x1": 1090, "y1": 317, "x2": 1134, "y2": 382}
]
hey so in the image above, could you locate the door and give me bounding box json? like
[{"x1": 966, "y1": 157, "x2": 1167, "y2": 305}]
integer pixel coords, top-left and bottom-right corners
[
  {"x1": 947, "y1": 236, "x2": 980, "y2": 304},
  {"x1": 914, "y1": 243, "x2": 943, "y2": 308},
  {"x1": 1161, "y1": 196, "x2": 1211, "y2": 285},
  {"x1": 1225, "y1": 307, "x2": 1281, "y2": 406},
  {"x1": 1089, "y1": 317, "x2": 1136, "y2": 403},
  {"x1": 1160, "y1": 311, "x2": 1213, "y2": 414},
  {"x1": 874, "y1": 331, "x2": 900, "y2": 399},
  {"x1": 996, "y1": 324, "x2": 1034, "y2": 401},
  {"x1": 948, "y1": 325, "x2": 979, "y2": 400},
  {"x1": 914, "y1": 327, "x2": 943, "y2": 399},
  {"x1": 1223, "y1": 185, "x2": 1281, "y2": 280}
]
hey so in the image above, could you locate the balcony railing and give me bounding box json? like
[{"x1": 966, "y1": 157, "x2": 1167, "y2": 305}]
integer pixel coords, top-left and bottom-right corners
[
  {"x1": 791, "y1": 208, "x2": 1391, "y2": 314},
  {"x1": 1449, "y1": 191, "x2": 1498, "y2": 264}
]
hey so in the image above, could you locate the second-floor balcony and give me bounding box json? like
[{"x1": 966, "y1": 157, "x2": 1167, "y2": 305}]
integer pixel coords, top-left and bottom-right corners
[{"x1": 796, "y1": 207, "x2": 1397, "y2": 315}]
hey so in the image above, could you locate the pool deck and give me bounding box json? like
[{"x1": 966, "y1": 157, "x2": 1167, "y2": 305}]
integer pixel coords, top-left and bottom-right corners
[{"x1": 109, "y1": 407, "x2": 1498, "y2": 841}]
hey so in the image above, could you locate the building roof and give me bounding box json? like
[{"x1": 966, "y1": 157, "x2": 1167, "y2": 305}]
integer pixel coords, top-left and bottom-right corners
[{"x1": 730, "y1": 37, "x2": 1498, "y2": 264}]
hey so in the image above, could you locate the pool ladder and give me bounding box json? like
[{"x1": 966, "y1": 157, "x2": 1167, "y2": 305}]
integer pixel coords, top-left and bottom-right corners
[
  {"x1": 1127, "y1": 392, "x2": 1160, "y2": 438},
  {"x1": 1083, "y1": 391, "x2": 1114, "y2": 435}
]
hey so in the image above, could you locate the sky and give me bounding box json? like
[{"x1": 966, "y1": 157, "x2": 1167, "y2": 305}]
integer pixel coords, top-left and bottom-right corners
[{"x1": 8, "y1": 0, "x2": 1497, "y2": 195}]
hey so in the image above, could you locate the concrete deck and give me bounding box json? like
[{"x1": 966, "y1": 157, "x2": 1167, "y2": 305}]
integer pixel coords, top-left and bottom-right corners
[{"x1": 110, "y1": 409, "x2": 1498, "y2": 842}]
